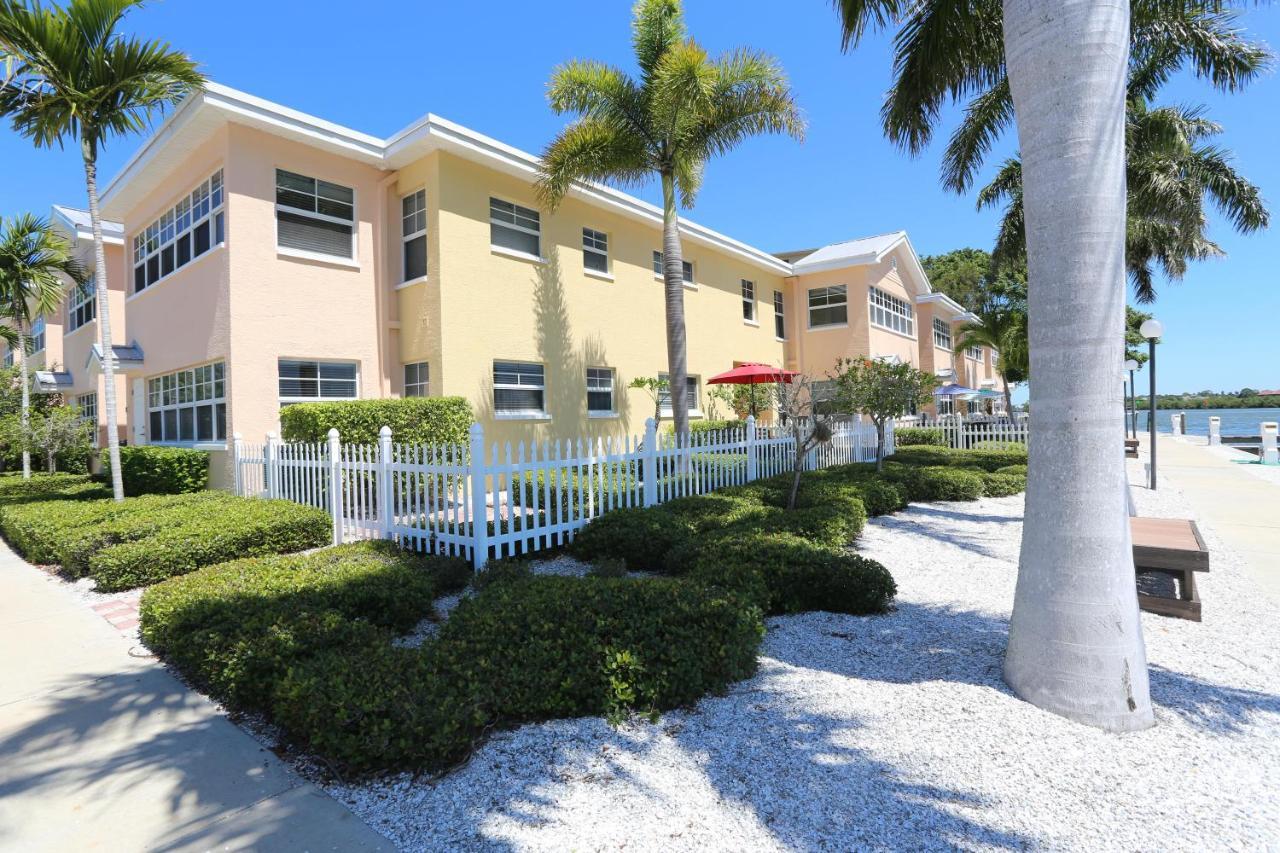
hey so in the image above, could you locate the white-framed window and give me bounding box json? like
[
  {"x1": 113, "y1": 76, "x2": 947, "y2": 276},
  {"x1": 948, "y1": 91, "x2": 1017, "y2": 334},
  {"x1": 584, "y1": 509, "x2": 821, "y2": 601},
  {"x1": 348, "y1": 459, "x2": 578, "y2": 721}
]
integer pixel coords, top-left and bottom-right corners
[
  {"x1": 147, "y1": 362, "x2": 226, "y2": 445},
  {"x1": 869, "y1": 286, "x2": 915, "y2": 336},
  {"x1": 653, "y1": 250, "x2": 693, "y2": 283},
  {"x1": 932, "y1": 317, "x2": 952, "y2": 350},
  {"x1": 3, "y1": 348, "x2": 12, "y2": 368},
  {"x1": 808, "y1": 285, "x2": 848, "y2": 328},
  {"x1": 67, "y1": 277, "x2": 96, "y2": 332},
  {"x1": 276, "y1": 169, "x2": 355, "y2": 260},
  {"x1": 493, "y1": 361, "x2": 545, "y2": 415},
  {"x1": 278, "y1": 359, "x2": 359, "y2": 403},
  {"x1": 401, "y1": 189, "x2": 427, "y2": 281},
  {"x1": 31, "y1": 317, "x2": 45, "y2": 353},
  {"x1": 938, "y1": 396, "x2": 954, "y2": 416},
  {"x1": 658, "y1": 372, "x2": 700, "y2": 415},
  {"x1": 990, "y1": 348, "x2": 999, "y2": 366},
  {"x1": 132, "y1": 169, "x2": 224, "y2": 293},
  {"x1": 490, "y1": 198, "x2": 541, "y2": 258},
  {"x1": 404, "y1": 362, "x2": 429, "y2": 397},
  {"x1": 773, "y1": 290, "x2": 786, "y2": 339},
  {"x1": 76, "y1": 392, "x2": 98, "y2": 447},
  {"x1": 966, "y1": 345, "x2": 983, "y2": 360},
  {"x1": 586, "y1": 367, "x2": 614, "y2": 414},
  {"x1": 741, "y1": 280, "x2": 756, "y2": 322},
  {"x1": 582, "y1": 227, "x2": 609, "y2": 274}
]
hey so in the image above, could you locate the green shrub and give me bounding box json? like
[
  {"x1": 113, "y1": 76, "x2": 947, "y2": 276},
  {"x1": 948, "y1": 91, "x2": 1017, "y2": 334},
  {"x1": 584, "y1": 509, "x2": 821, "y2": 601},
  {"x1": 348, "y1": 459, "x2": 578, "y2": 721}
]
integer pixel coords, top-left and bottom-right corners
[
  {"x1": 960, "y1": 448, "x2": 1029, "y2": 470},
  {"x1": 0, "y1": 472, "x2": 109, "y2": 506},
  {"x1": 980, "y1": 471, "x2": 1027, "y2": 497},
  {"x1": 887, "y1": 445, "x2": 1028, "y2": 473},
  {"x1": 995, "y1": 464, "x2": 1028, "y2": 476},
  {"x1": 0, "y1": 492, "x2": 202, "y2": 564},
  {"x1": 140, "y1": 542, "x2": 449, "y2": 709},
  {"x1": 894, "y1": 427, "x2": 946, "y2": 447},
  {"x1": 885, "y1": 446, "x2": 957, "y2": 468},
  {"x1": 105, "y1": 445, "x2": 209, "y2": 496},
  {"x1": 280, "y1": 397, "x2": 473, "y2": 446},
  {"x1": 568, "y1": 506, "x2": 693, "y2": 572},
  {"x1": 655, "y1": 492, "x2": 768, "y2": 533},
  {"x1": 885, "y1": 465, "x2": 985, "y2": 502},
  {"x1": 665, "y1": 419, "x2": 745, "y2": 436},
  {"x1": 851, "y1": 478, "x2": 910, "y2": 516}
]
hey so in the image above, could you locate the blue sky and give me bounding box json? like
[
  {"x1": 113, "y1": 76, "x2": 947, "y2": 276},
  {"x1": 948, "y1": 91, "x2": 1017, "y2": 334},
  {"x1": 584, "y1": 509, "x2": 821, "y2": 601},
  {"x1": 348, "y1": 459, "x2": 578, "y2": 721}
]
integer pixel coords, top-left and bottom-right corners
[{"x1": 1, "y1": 0, "x2": 1276, "y2": 395}]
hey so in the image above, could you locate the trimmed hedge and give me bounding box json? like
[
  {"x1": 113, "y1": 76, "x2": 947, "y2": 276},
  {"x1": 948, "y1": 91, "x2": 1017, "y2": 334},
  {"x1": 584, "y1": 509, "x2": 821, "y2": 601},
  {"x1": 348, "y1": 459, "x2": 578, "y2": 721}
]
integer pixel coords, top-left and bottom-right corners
[
  {"x1": 887, "y1": 445, "x2": 1028, "y2": 472},
  {"x1": 894, "y1": 427, "x2": 947, "y2": 447},
  {"x1": 980, "y1": 471, "x2": 1027, "y2": 497},
  {"x1": 105, "y1": 445, "x2": 209, "y2": 496},
  {"x1": 0, "y1": 492, "x2": 202, "y2": 564},
  {"x1": 0, "y1": 472, "x2": 110, "y2": 506},
  {"x1": 883, "y1": 464, "x2": 986, "y2": 502},
  {"x1": 280, "y1": 397, "x2": 473, "y2": 446},
  {"x1": 568, "y1": 506, "x2": 693, "y2": 571}
]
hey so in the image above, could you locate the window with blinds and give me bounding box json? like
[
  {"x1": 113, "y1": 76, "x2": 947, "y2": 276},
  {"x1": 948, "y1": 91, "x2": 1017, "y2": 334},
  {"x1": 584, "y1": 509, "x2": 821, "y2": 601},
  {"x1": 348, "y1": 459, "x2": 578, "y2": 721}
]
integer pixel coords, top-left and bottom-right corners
[
  {"x1": 493, "y1": 361, "x2": 545, "y2": 415},
  {"x1": 868, "y1": 286, "x2": 914, "y2": 336},
  {"x1": 586, "y1": 367, "x2": 614, "y2": 414},
  {"x1": 808, "y1": 285, "x2": 848, "y2": 328},
  {"x1": 402, "y1": 189, "x2": 427, "y2": 281},
  {"x1": 933, "y1": 317, "x2": 952, "y2": 350},
  {"x1": 132, "y1": 169, "x2": 224, "y2": 293},
  {"x1": 278, "y1": 360, "x2": 358, "y2": 402},
  {"x1": 276, "y1": 169, "x2": 355, "y2": 260},
  {"x1": 68, "y1": 278, "x2": 96, "y2": 332},
  {"x1": 658, "y1": 373, "x2": 700, "y2": 414},
  {"x1": 490, "y1": 198, "x2": 541, "y2": 257}
]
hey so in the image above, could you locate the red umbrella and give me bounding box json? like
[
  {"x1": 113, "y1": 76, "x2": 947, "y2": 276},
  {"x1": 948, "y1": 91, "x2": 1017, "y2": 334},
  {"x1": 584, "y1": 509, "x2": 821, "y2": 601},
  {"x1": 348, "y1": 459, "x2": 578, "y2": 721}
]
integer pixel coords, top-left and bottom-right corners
[{"x1": 706, "y1": 363, "x2": 799, "y2": 385}]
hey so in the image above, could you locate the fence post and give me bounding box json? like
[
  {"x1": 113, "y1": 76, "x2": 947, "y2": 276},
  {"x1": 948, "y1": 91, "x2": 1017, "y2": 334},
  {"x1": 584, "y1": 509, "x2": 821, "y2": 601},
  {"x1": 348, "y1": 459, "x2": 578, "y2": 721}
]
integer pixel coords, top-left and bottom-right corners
[
  {"x1": 885, "y1": 418, "x2": 896, "y2": 457},
  {"x1": 327, "y1": 428, "x2": 343, "y2": 546},
  {"x1": 642, "y1": 418, "x2": 658, "y2": 506},
  {"x1": 378, "y1": 425, "x2": 394, "y2": 541},
  {"x1": 469, "y1": 423, "x2": 489, "y2": 570},
  {"x1": 232, "y1": 432, "x2": 244, "y2": 496},
  {"x1": 264, "y1": 432, "x2": 280, "y2": 499},
  {"x1": 745, "y1": 415, "x2": 757, "y2": 482},
  {"x1": 1262, "y1": 422, "x2": 1279, "y2": 465},
  {"x1": 1208, "y1": 416, "x2": 1221, "y2": 446}
]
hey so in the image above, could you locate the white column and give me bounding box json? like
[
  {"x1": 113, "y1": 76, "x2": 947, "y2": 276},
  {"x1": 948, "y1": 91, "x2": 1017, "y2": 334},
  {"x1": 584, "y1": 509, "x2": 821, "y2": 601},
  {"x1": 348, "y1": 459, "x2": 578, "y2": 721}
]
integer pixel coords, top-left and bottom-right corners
[
  {"x1": 232, "y1": 432, "x2": 244, "y2": 495},
  {"x1": 378, "y1": 425, "x2": 394, "y2": 540},
  {"x1": 327, "y1": 428, "x2": 344, "y2": 545},
  {"x1": 1262, "y1": 422, "x2": 1278, "y2": 465},
  {"x1": 264, "y1": 431, "x2": 280, "y2": 499},
  {"x1": 642, "y1": 418, "x2": 658, "y2": 506},
  {"x1": 744, "y1": 415, "x2": 757, "y2": 482},
  {"x1": 469, "y1": 423, "x2": 489, "y2": 570},
  {"x1": 1208, "y1": 417, "x2": 1221, "y2": 446}
]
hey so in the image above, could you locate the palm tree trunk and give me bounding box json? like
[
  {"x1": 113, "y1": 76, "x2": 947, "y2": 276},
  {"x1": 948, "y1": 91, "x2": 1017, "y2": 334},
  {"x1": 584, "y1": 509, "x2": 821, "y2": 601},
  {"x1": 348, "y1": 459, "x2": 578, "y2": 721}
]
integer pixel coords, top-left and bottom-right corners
[
  {"x1": 82, "y1": 134, "x2": 125, "y2": 502},
  {"x1": 660, "y1": 171, "x2": 690, "y2": 439},
  {"x1": 1002, "y1": 0, "x2": 1152, "y2": 731},
  {"x1": 1000, "y1": 372, "x2": 1014, "y2": 418},
  {"x1": 18, "y1": 323, "x2": 30, "y2": 480}
]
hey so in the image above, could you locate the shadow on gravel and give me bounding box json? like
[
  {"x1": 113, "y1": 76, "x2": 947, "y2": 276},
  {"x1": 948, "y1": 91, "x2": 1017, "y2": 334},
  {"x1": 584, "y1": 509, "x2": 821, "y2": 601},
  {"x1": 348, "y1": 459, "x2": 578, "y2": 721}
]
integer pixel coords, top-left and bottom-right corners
[
  {"x1": 870, "y1": 505, "x2": 1021, "y2": 561},
  {"x1": 1149, "y1": 665, "x2": 1280, "y2": 736}
]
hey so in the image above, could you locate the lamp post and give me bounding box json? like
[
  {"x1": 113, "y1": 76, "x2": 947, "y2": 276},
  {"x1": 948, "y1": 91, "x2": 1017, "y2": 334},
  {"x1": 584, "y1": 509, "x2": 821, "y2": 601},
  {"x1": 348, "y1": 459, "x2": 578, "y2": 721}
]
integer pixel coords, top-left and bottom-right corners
[
  {"x1": 1125, "y1": 358, "x2": 1139, "y2": 439},
  {"x1": 1140, "y1": 319, "x2": 1163, "y2": 489}
]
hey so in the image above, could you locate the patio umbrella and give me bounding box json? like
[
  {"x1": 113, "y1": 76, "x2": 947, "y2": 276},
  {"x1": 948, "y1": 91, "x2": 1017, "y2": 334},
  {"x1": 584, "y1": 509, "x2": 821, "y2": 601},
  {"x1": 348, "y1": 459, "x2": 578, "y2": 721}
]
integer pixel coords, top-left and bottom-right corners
[
  {"x1": 706, "y1": 363, "x2": 799, "y2": 416},
  {"x1": 933, "y1": 382, "x2": 980, "y2": 397}
]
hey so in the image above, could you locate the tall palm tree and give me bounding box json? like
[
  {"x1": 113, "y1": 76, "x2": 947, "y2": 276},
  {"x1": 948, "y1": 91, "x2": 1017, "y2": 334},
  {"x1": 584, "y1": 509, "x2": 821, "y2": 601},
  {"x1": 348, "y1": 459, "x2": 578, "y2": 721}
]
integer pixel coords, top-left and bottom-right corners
[
  {"x1": 537, "y1": 0, "x2": 804, "y2": 437},
  {"x1": 0, "y1": 213, "x2": 84, "y2": 478},
  {"x1": 836, "y1": 0, "x2": 1169, "y2": 730},
  {"x1": 0, "y1": 0, "x2": 203, "y2": 501},
  {"x1": 952, "y1": 278, "x2": 1028, "y2": 417}
]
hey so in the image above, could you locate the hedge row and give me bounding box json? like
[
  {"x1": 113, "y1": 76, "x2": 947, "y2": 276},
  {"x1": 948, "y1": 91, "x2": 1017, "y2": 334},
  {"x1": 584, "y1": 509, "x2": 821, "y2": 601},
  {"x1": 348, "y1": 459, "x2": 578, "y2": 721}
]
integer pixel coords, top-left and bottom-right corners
[
  {"x1": 104, "y1": 445, "x2": 209, "y2": 496},
  {"x1": 893, "y1": 427, "x2": 947, "y2": 447},
  {"x1": 0, "y1": 472, "x2": 110, "y2": 506},
  {"x1": 280, "y1": 397, "x2": 473, "y2": 446}
]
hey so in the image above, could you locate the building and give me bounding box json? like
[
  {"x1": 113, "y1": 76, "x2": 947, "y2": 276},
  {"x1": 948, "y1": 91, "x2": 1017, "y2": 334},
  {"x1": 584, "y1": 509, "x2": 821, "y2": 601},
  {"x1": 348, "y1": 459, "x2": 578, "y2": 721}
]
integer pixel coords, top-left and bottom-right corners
[{"x1": 17, "y1": 83, "x2": 1004, "y2": 486}]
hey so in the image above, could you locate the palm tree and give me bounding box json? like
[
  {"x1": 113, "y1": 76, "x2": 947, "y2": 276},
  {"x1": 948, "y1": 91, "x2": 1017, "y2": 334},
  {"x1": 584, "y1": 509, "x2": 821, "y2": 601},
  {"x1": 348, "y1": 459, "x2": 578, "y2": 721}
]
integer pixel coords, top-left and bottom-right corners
[
  {"x1": 536, "y1": 0, "x2": 804, "y2": 437},
  {"x1": 0, "y1": 213, "x2": 84, "y2": 479},
  {"x1": 836, "y1": 0, "x2": 1172, "y2": 730},
  {"x1": 952, "y1": 279, "x2": 1028, "y2": 417},
  {"x1": 977, "y1": 97, "x2": 1268, "y2": 303},
  {"x1": 0, "y1": 0, "x2": 203, "y2": 500}
]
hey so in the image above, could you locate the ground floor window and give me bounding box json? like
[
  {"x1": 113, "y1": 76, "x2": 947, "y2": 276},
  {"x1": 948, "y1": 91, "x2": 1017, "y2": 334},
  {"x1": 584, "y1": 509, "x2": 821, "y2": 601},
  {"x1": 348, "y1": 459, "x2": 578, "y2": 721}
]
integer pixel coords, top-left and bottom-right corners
[
  {"x1": 76, "y1": 392, "x2": 98, "y2": 447},
  {"x1": 404, "y1": 362, "x2": 429, "y2": 397},
  {"x1": 278, "y1": 359, "x2": 359, "y2": 404},
  {"x1": 493, "y1": 361, "x2": 545, "y2": 416},
  {"x1": 148, "y1": 362, "x2": 226, "y2": 444},
  {"x1": 658, "y1": 373, "x2": 700, "y2": 415},
  {"x1": 587, "y1": 367, "x2": 614, "y2": 414},
  {"x1": 938, "y1": 397, "x2": 954, "y2": 416}
]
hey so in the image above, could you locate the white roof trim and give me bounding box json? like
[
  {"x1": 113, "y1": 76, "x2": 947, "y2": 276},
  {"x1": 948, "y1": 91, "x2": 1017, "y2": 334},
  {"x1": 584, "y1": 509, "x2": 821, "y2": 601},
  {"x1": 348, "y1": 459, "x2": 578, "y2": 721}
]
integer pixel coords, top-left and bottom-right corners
[
  {"x1": 50, "y1": 205, "x2": 124, "y2": 246},
  {"x1": 916, "y1": 292, "x2": 971, "y2": 317},
  {"x1": 790, "y1": 230, "x2": 933, "y2": 297}
]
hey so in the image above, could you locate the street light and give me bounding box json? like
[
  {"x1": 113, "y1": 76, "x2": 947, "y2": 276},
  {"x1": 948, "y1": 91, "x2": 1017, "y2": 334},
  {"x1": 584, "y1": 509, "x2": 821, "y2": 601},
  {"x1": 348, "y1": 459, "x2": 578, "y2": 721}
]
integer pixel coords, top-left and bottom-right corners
[
  {"x1": 1140, "y1": 319, "x2": 1164, "y2": 489},
  {"x1": 1125, "y1": 358, "x2": 1140, "y2": 439}
]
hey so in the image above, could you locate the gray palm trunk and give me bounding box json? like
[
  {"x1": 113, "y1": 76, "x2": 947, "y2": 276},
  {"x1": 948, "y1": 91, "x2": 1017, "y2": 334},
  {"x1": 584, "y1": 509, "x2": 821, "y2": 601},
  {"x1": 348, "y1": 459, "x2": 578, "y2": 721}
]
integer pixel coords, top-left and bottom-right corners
[
  {"x1": 82, "y1": 136, "x2": 126, "y2": 502},
  {"x1": 1001, "y1": 372, "x2": 1013, "y2": 419},
  {"x1": 1002, "y1": 0, "x2": 1153, "y2": 730},
  {"x1": 18, "y1": 322, "x2": 30, "y2": 479},
  {"x1": 660, "y1": 172, "x2": 690, "y2": 439}
]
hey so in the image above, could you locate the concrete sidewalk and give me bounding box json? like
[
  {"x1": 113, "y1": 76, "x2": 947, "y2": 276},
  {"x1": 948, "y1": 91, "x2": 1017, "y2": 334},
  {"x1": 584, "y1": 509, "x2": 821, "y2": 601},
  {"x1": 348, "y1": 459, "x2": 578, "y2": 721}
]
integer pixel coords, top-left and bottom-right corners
[
  {"x1": 0, "y1": 543, "x2": 390, "y2": 852},
  {"x1": 1145, "y1": 434, "x2": 1280, "y2": 602}
]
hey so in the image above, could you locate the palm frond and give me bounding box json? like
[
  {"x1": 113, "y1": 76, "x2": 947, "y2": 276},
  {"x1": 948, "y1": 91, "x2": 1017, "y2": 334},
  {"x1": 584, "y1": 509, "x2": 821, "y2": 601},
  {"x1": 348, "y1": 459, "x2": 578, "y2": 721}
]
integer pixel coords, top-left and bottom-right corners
[
  {"x1": 1131, "y1": 3, "x2": 1273, "y2": 94},
  {"x1": 941, "y1": 77, "x2": 1012, "y2": 193},
  {"x1": 685, "y1": 47, "x2": 805, "y2": 162},
  {"x1": 0, "y1": 212, "x2": 82, "y2": 327},
  {"x1": 832, "y1": 0, "x2": 912, "y2": 49},
  {"x1": 536, "y1": 118, "x2": 651, "y2": 209},
  {"x1": 632, "y1": 0, "x2": 684, "y2": 81}
]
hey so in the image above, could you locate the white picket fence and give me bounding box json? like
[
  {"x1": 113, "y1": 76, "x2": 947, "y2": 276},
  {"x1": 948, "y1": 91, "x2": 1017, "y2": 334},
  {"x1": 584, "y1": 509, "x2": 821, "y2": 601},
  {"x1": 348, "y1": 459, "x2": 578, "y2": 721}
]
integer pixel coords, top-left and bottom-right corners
[
  {"x1": 931, "y1": 416, "x2": 1030, "y2": 450},
  {"x1": 233, "y1": 416, "x2": 895, "y2": 568}
]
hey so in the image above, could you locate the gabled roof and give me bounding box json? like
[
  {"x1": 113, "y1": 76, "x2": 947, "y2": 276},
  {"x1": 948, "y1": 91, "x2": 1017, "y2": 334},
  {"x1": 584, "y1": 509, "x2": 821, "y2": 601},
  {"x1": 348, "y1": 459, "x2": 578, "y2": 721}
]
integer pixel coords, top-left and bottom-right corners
[
  {"x1": 33, "y1": 370, "x2": 73, "y2": 393},
  {"x1": 788, "y1": 230, "x2": 934, "y2": 297},
  {"x1": 51, "y1": 205, "x2": 124, "y2": 246},
  {"x1": 86, "y1": 341, "x2": 145, "y2": 375}
]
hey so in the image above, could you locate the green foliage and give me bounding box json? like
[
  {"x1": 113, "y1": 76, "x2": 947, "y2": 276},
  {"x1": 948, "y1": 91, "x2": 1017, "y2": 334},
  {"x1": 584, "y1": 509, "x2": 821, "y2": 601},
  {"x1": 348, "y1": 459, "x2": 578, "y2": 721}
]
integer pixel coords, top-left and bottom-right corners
[
  {"x1": 918, "y1": 247, "x2": 991, "y2": 311},
  {"x1": 568, "y1": 506, "x2": 693, "y2": 571},
  {"x1": 0, "y1": 491, "x2": 197, "y2": 564},
  {"x1": 995, "y1": 464, "x2": 1028, "y2": 476},
  {"x1": 894, "y1": 427, "x2": 947, "y2": 447},
  {"x1": 279, "y1": 397, "x2": 473, "y2": 446},
  {"x1": 829, "y1": 358, "x2": 938, "y2": 468},
  {"x1": 883, "y1": 464, "x2": 985, "y2": 502},
  {"x1": 980, "y1": 471, "x2": 1026, "y2": 497},
  {"x1": 104, "y1": 445, "x2": 209, "y2": 496},
  {"x1": 887, "y1": 445, "x2": 1027, "y2": 472},
  {"x1": 0, "y1": 472, "x2": 108, "y2": 506}
]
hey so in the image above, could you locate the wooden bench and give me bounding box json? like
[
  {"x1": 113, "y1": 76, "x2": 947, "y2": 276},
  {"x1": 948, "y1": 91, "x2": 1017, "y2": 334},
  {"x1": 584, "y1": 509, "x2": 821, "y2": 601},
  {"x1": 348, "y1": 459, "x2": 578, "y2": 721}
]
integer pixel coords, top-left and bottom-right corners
[
  {"x1": 1124, "y1": 438, "x2": 1139, "y2": 459},
  {"x1": 1131, "y1": 517, "x2": 1209, "y2": 621}
]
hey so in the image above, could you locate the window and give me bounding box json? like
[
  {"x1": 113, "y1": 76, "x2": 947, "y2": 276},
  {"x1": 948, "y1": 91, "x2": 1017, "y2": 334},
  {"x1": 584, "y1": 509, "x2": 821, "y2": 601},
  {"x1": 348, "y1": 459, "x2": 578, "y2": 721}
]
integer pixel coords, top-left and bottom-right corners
[
  {"x1": 811, "y1": 379, "x2": 839, "y2": 416},
  {"x1": 741, "y1": 280, "x2": 756, "y2": 322},
  {"x1": 990, "y1": 348, "x2": 999, "y2": 366},
  {"x1": 938, "y1": 397, "x2": 954, "y2": 416},
  {"x1": 490, "y1": 198, "x2": 540, "y2": 258},
  {"x1": 68, "y1": 278, "x2": 96, "y2": 332},
  {"x1": 404, "y1": 362, "x2": 429, "y2": 397},
  {"x1": 3, "y1": 349, "x2": 11, "y2": 368},
  {"x1": 276, "y1": 169, "x2": 355, "y2": 260},
  {"x1": 278, "y1": 360, "x2": 359, "y2": 403},
  {"x1": 869, "y1": 286, "x2": 914, "y2": 336},
  {"x1": 582, "y1": 228, "x2": 609, "y2": 274},
  {"x1": 652, "y1": 251, "x2": 694, "y2": 283},
  {"x1": 401, "y1": 189, "x2": 427, "y2": 281},
  {"x1": 147, "y1": 362, "x2": 226, "y2": 445},
  {"x1": 966, "y1": 345, "x2": 983, "y2": 360},
  {"x1": 76, "y1": 392, "x2": 98, "y2": 446},
  {"x1": 586, "y1": 367, "x2": 614, "y2": 414},
  {"x1": 808, "y1": 285, "x2": 848, "y2": 328},
  {"x1": 132, "y1": 169, "x2": 224, "y2": 293},
  {"x1": 493, "y1": 361, "x2": 545, "y2": 415},
  {"x1": 932, "y1": 318, "x2": 952, "y2": 350},
  {"x1": 31, "y1": 317, "x2": 45, "y2": 353},
  {"x1": 773, "y1": 290, "x2": 786, "y2": 340},
  {"x1": 658, "y1": 373, "x2": 700, "y2": 415}
]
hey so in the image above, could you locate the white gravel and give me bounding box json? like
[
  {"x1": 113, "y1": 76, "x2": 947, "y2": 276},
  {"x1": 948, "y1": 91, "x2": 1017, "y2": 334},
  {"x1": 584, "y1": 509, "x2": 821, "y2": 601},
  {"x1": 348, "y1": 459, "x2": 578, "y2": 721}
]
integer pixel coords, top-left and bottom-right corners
[{"x1": 307, "y1": 463, "x2": 1280, "y2": 851}]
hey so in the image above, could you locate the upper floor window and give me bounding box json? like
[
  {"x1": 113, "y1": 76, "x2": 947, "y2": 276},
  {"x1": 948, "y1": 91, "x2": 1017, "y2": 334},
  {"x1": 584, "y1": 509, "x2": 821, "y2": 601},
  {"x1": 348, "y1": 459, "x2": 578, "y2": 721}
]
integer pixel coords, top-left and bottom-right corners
[
  {"x1": 402, "y1": 189, "x2": 427, "y2": 281},
  {"x1": 773, "y1": 290, "x2": 786, "y2": 339},
  {"x1": 276, "y1": 169, "x2": 355, "y2": 261},
  {"x1": 932, "y1": 317, "x2": 951, "y2": 350},
  {"x1": 966, "y1": 345, "x2": 983, "y2": 360},
  {"x1": 31, "y1": 317, "x2": 45, "y2": 353},
  {"x1": 490, "y1": 198, "x2": 540, "y2": 258},
  {"x1": 808, "y1": 285, "x2": 847, "y2": 328},
  {"x1": 741, "y1": 280, "x2": 756, "y2": 322},
  {"x1": 653, "y1": 250, "x2": 693, "y2": 283},
  {"x1": 493, "y1": 360, "x2": 545, "y2": 416},
  {"x1": 404, "y1": 362, "x2": 429, "y2": 397},
  {"x1": 68, "y1": 278, "x2": 96, "y2": 332},
  {"x1": 587, "y1": 367, "x2": 615, "y2": 414},
  {"x1": 658, "y1": 373, "x2": 700, "y2": 415},
  {"x1": 133, "y1": 169, "x2": 224, "y2": 293},
  {"x1": 990, "y1": 348, "x2": 999, "y2": 366},
  {"x1": 869, "y1": 286, "x2": 914, "y2": 336},
  {"x1": 148, "y1": 361, "x2": 226, "y2": 445},
  {"x1": 583, "y1": 228, "x2": 609, "y2": 274},
  {"x1": 278, "y1": 359, "x2": 358, "y2": 403}
]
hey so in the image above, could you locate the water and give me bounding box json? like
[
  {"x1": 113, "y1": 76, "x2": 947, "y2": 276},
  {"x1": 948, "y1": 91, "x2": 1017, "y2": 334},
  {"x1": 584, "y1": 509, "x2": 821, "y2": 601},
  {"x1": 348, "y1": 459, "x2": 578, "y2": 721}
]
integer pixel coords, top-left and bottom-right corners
[{"x1": 1132, "y1": 408, "x2": 1280, "y2": 437}]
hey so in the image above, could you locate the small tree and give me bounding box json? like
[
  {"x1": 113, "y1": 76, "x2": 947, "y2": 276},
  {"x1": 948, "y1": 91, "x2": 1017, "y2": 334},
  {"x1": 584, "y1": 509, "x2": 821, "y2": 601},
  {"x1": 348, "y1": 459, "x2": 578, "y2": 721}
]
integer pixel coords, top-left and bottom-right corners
[
  {"x1": 772, "y1": 376, "x2": 833, "y2": 511},
  {"x1": 31, "y1": 404, "x2": 92, "y2": 473},
  {"x1": 830, "y1": 358, "x2": 938, "y2": 472},
  {"x1": 629, "y1": 376, "x2": 670, "y2": 431}
]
